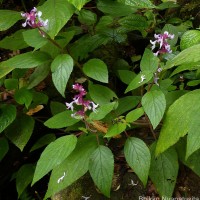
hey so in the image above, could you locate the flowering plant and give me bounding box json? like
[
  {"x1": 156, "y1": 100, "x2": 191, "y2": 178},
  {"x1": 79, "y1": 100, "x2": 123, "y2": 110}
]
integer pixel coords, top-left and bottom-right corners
[{"x1": 0, "y1": 0, "x2": 200, "y2": 199}]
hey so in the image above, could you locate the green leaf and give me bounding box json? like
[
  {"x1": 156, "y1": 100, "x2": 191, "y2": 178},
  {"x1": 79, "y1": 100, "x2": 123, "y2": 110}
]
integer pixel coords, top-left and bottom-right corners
[
  {"x1": 27, "y1": 63, "x2": 50, "y2": 89},
  {"x1": 176, "y1": 138, "x2": 200, "y2": 177},
  {"x1": 89, "y1": 83, "x2": 117, "y2": 105},
  {"x1": 0, "y1": 137, "x2": 9, "y2": 161},
  {"x1": 45, "y1": 135, "x2": 98, "y2": 199},
  {"x1": 97, "y1": 0, "x2": 136, "y2": 17},
  {"x1": 32, "y1": 91, "x2": 48, "y2": 105},
  {"x1": 142, "y1": 90, "x2": 166, "y2": 129},
  {"x1": 67, "y1": 0, "x2": 90, "y2": 10},
  {"x1": 0, "y1": 30, "x2": 28, "y2": 50},
  {"x1": 50, "y1": 101, "x2": 67, "y2": 115},
  {"x1": 156, "y1": 89, "x2": 200, "y2": 155},
  {"x1": 5, "y1": 115, "x2": 35, "y2": 151},
  {"x1": 14, "y1": 88, "x2": 32, "y2": 109},
  {"x1": 114, "y1": 96, "x2": 140, "y2": 116},
  {"x1": 23, "y1": 29, "x2": 48, "y2": 50},
  {"x1": 51, "y1": 54, "x2": 73, "y2": 97},
  {"x1": 170, "y1": 62, "x2": 200, "y2": 77},
  {"x1": 38, "y1": 0, "x2": 75, "y2": 38},
  {"x1": 125, "y1": 71, "x2": 153, "y2": 93},
  {"x1": 89, "y1": 102, "x2": 116, "y2": 120},
  {"x1": 105, "y1": 122, "x2": 126, "y2": 138},
  {"x1": 140, "y1": 48, "x2": 159, "y2": 73},
  {"x1": 118, "y1": 70, "x2": 136, "y2": 85},
  {"x1": 149, "y1": 143, "x2": 178, "y2": 198},
  {"x1": 164, "y1": 44, "x2": 200, "y2": 69},
  {"x1": 122, "y1": 0, "x2": 156, "y2": 8},
  {"x1": 0, "y1": 104, "x2": 16, "y2": 133},
  {"x1": 16, "y1": 164, "x2": 35, "y2": 198},
  {"x1": 186, "y1": 113, "x2": 200, "y2": 159},
  {"x1": 118, "y1": 14, "x2": 148, "y2": 36},
  {"x1": 4, "y1": 78, "x2": 18, "y2": 90},
  {"x1": 44, "y1": 110, "x2": 79, "y2": 128},
  {"x1": 0, "y1": 51, "x2": 51, "y2": 78},
  {"x1": 124, "y1": 137, "x2": 151, "y2": 186},
  {"x1": 32, "y1": 135, "x2": 77, "y2": 185},
  {"x1": 0, "y1": 10, "x2": 21, "y2": 31},
  {"x1": 30, "y1": 134, "x2": 56, "y2": 152},
  {"x1": 83, "y1": 59, "x2": 108, "y2": 83},
  {"x1": 89, "y1": 145, "x2": 114, "y2": 197},
  {"x1": 70, "y1": 34, "x2": 110, "y2": 61},
  {"x1": 126, "y1": 107, "x2": 144, "y2": 123},
  {"x1": 78, "y1": 9, "x2": 97, "y2": 25}
]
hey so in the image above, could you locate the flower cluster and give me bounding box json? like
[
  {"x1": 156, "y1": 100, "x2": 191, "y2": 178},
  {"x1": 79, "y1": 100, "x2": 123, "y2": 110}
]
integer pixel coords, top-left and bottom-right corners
[
  {"x1": 66, "y1": 83, "x2": 99, "y2": 119},
  {"x1": 150, "y1": 31, "x2": 174, "y2": 56},
  {"x1": 21, "y1": 7, "x2": 48, "y2": 28}
]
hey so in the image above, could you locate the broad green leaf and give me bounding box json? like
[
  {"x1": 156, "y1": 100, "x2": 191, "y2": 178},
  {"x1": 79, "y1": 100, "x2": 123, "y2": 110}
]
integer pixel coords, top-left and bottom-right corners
[
  {"x1": 14, "y1": 88, "x2": 33, "y2": 109},
  {"x1": 30, "y1": 134, "x2": 56, "y2": 152},
  {"x1": 16, "y1": 164, "x2": 35, "y2": 198},
  {"x1": 0, "y1": 65, "x2": 14, "y2": 79},
  {"x1": 0, "y1": 10, "x2": 21, "y2": 31},
  {"x1": 0, "y1": 30, "x2": 28, "y2": 50},
  {"x1": 165, "y1": 90, "x2": 188, "y2": 109},
  {"x1": 97, "y1": 0, "x2": 136, "y2": 17},
  {"x1": 89, "y1": 102, "x2": 116, "y2": 120},
  {"x1": 32, "y1": 135, "x2": 77, "y2": 185},
  {"x1": 44, "y1": 110, "x2": 79, "y2": 128},
  {"x1": 156, "y1": 89, "x2": 200, "y2": 155},
  {"x1": 83, "y1": 59, "x2": 108, "y2": 83},
  {"x1": 180, "y1": 30, "x2": 200, "y2": 51},
  {"x1": 115, "y1": 96, "x2": 140, "y2": 116},
  {"x1": 32, "y1": 91, "x2": 48, "y2": 105},
  {"x1": 0, "y1": 51, "x2": 51, "y2": 73},
  {"x1": 23, "y1": 29, "x2": 48, "y2": 50},
  {"x1": 4, "y1": 79, "x2": 18, "y2": 90},
  {"x1": 140, "y1": 48, "x2": 159, "y2": 73},
  {"x1": 67, "y1": 0, "x2": 90, "y2": 10},
  {"x1": 38, "y1": 0, "x2": 75, "y2": 38},
  {"x1": 176, "y1": 139, "x2": 200, "y2": 177},
  {"x1": 0, "y1": 104, "x2": 16, "y2": 133},
  {"x1": 164, "y1": 44, "x2": 200, "y2": 69},
  {"x1": 0, "y1": 137, "x2": 9, "y2": 161},
  {"x1": 186, "y1": 114, "x2": 200, "y2": 159},
  {"x1": 5, "y1": 115, "x2": 35, "y2": 151},
  {"x1": 89, "y1": 145, "x2": 114, "y2": 197},
  {"x1": 150, "y1": 143, "x2": 178, "y2": 198},
  {"x1": 118, "y1": 14, "x2": 148, "y2": 36},
  {"x1": 50, "y1": 101, "x2": 67, "y2": 116},
  {"x1": 125, "y1": 71, "x2": 153, "y2": 93},
  {"x1": 170, "y1": 62, "x2": 200, "y2": 77},
  {"x1": 78, "y1": 9, "x2": 97, "y2": 25},
  {"x1": 89, "y1": 83, "x2": 117, "y2": 105},
  {"x1": 126, "y1": 107, "x2": 144, "y2": 123},
  {"x1": 142, "y1": 90, "x2": 166, "y2": 129},
  {"x1": 27, "y1": 63, "x2": 50, "y2": 89},
  {"x1": 118, "y1": 70, "x2": 136, "y2": 85},
  {"x1": 124, "y1": 137, "x2": 151, "y2": 186},
  {"x1": 45, "y1": 135, "x2": 98, "y2": 199},
  {"x1": 105, "y1": 122, "x2": 126, "y2": 138},
  {"x1": 70, "y1": 34, "x2": 110, "y2": 60},
  {"x1": 41, "y1": 31, "x2": 75, "y2": 58},
  {"x1": 122, "y1": 0, "x2": 156, "y2": 8},
  {"x1": 51, "y1": 54, "x2": 73, "y2": 97}
]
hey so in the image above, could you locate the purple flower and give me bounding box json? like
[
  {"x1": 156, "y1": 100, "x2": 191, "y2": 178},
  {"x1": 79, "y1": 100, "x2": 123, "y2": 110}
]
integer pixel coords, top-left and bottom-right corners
[
  {"x1": 66, "y1": 83, "x2": 99, "y2": 119},
  {"x1": 21, "y1": 7, "x2": 48, "y2": 28},
  {"x1": 150, "y1": 31, "x2": 174, "y2": 56}
]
